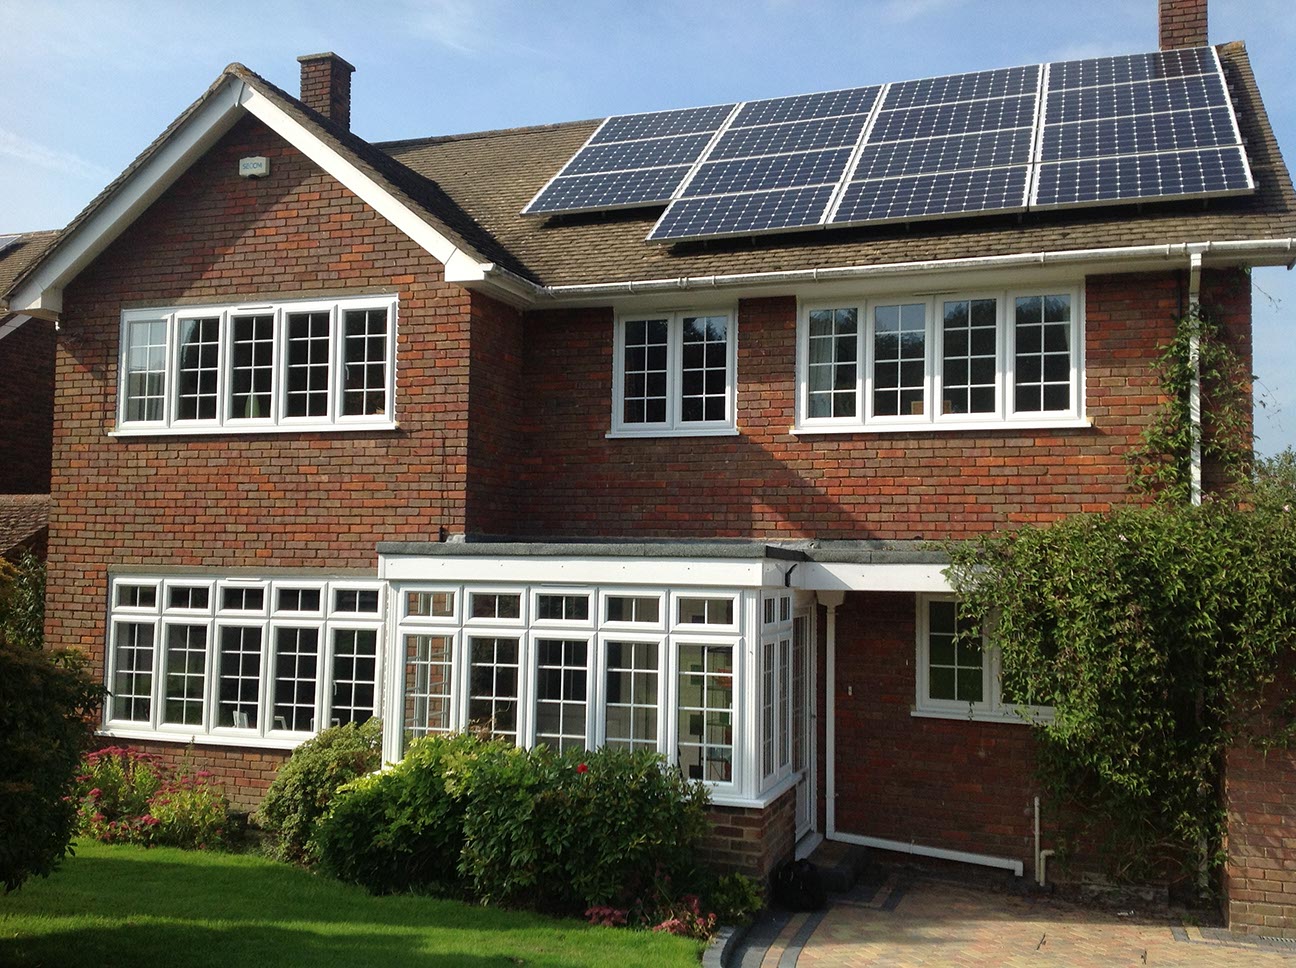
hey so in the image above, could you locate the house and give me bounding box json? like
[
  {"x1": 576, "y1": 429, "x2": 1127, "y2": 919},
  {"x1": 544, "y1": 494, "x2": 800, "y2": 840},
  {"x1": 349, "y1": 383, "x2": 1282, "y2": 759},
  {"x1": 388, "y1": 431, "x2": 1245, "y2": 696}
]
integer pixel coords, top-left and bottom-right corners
[
  {"x1": 3, "y1": 0, "x2": 1294, "y2": 937},
  {"x1": 0, "y1": 229, "x2": 58, "y2": 558}
]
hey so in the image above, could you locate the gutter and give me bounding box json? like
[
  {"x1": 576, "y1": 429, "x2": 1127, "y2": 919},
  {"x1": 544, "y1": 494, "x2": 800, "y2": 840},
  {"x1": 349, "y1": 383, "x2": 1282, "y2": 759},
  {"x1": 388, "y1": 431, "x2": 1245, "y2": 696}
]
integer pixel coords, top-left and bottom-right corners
[{"x1": 482, "y1": 237, "x2": 1296, "y2": 306}]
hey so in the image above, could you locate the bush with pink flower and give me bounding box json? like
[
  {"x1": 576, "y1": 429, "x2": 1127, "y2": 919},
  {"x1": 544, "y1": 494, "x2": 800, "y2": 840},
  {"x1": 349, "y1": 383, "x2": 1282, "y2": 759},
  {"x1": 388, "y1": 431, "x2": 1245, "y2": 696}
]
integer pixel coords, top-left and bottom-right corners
[{"x1": 74, "y1": 747, "x2": 229, "y2": 850}]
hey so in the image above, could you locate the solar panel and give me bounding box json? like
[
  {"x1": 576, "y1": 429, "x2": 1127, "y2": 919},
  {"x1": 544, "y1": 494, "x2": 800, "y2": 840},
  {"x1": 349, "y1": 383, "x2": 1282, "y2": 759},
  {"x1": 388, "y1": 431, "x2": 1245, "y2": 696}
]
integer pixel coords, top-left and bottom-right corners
[
  {"x1": 1033, "y1": 46, "x2": 1252, "y2": 209},
  {"x1": 525, "y1": 45, "x2": 1254, "y2": 239},
  {"x1": 522, "y1": 104, "x2": 736, "y2": 215}
]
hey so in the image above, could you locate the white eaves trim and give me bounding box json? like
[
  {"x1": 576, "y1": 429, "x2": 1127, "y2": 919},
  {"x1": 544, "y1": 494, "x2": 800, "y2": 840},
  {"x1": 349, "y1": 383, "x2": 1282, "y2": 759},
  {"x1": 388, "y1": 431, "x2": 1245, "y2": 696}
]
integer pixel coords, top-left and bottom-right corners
[{"x1": 6, "y1": 75, "x2": 535, "y2": 319}]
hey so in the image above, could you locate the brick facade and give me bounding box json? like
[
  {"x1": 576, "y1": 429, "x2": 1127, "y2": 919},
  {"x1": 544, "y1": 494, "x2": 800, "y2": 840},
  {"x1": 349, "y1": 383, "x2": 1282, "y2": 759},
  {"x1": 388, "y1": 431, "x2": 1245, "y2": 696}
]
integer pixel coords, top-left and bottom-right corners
[
  {"x1": 0, "y1": 316, "x2": 54, "y2": 494},
  {"x1": 1224, "y1": 745, "x2": 1296, "y2": 939},
  {"x1": 832, "y1": 591, "x2": 1042, "y2": 868},
  {"x1": 513, "y1": 270, "x2": 1249, "y2": 541},
  {"x1": 702, "y1": 785, "x2": 799, "y2": 880}
]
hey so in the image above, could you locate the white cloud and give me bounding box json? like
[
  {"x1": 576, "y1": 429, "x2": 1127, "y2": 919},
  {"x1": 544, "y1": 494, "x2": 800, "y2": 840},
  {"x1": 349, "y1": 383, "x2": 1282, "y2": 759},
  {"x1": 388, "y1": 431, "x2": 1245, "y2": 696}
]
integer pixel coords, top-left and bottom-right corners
[{"x1": 0, "y1": 128, "x2": 114, "y2": 182}]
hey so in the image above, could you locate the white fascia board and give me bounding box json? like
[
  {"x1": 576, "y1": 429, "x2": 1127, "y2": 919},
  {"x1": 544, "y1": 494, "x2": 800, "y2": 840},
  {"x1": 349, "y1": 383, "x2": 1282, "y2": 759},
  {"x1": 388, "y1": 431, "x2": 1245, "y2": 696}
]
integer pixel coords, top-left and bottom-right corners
[
  {"x1": 0, "y1": 314, "x2": 32, "y2": 341},
  {"x1": 379, "y1": 553, "x2": 770, "y2": 588},
  {"x1": 6, "y1": 83, "x2": 248, "y2": 318},
  {"x1": 795, "y1": 561, "x2": 951, "y2": 593},
  {"x1": 238, "y1": 87, "x2": 530, "y2": 305}
]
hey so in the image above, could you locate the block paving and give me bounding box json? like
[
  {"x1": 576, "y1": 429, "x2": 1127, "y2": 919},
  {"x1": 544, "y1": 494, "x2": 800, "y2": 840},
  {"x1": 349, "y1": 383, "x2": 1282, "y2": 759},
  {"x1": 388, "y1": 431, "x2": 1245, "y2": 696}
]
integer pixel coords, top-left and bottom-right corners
[{"x1": 736, "y1": 873, "x2": 1296, "y2": 967}]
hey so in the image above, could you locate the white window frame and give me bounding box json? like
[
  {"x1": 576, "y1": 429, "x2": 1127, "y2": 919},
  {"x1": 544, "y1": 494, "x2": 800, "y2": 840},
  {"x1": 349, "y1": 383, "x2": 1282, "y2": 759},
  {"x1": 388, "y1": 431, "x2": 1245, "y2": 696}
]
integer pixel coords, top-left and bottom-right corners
[
  {"x1": 103, "y1": 575, "x2": 384, "y2": 748},
  {"x1": 913, "y1": 594, "x2": 1053, "y2": 725},
  {"x1": 599, "y1": 588, "x2": 667, "y2": 630},
  {"x1": 595, "y1": 632, "x2": 666, "y2": 753},
  {"x1": 530, "y1": 587, "x2": 596, "y2": 629},
  {"x1": 796, "y1": 286, "x2": 1085, "y2": 433},
  {"x1": 610, "y1": 309, "x2": 738, "y2": 438},
  {"x1": 115, "y1": 294, "x2": 397, "y2": 435},
  {"x1": 526, "y1": 630, "x2": 596, "y2": 751}
]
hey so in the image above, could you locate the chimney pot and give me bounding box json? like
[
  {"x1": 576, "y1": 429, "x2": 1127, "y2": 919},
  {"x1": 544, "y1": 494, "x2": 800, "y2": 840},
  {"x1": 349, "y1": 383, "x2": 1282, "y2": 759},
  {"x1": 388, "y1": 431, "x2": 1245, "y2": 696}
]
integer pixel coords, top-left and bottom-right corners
[
  {"x1": 297, "y1": 52, "x2": 355, "y2": 129},
  {"x1": 1158, "y1": 0, "x2": 1208, "y2": 50}
]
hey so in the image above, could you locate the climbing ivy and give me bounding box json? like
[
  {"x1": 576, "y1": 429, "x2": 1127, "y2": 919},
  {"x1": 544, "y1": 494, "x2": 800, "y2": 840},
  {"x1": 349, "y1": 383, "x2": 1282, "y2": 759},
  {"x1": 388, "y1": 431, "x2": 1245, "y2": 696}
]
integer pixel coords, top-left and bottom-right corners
[{"x1": 946, "y1": 309, "x2": 1296, "y2": 890}]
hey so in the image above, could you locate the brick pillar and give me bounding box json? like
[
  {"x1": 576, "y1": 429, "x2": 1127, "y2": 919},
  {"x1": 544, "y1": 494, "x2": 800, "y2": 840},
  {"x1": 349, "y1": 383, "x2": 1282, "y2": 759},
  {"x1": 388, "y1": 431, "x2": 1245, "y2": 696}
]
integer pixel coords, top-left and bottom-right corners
[
  {"x1": 1158, "y1": 0, "x2": 1208, "y2": 50},
  {"x1": 296, "y1": 52, "x2": 355, "y2": 129},
  {"x1": 1224, "y1": 744, "x2": 1296, "y2": 938}
]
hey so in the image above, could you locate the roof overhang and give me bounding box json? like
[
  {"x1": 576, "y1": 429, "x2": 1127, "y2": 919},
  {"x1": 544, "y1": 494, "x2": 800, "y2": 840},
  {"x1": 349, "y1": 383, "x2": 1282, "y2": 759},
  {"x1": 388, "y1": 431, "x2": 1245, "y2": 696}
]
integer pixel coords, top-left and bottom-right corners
[{"x1": 4, "y1": 74, "x2": 534, "y2": 319}]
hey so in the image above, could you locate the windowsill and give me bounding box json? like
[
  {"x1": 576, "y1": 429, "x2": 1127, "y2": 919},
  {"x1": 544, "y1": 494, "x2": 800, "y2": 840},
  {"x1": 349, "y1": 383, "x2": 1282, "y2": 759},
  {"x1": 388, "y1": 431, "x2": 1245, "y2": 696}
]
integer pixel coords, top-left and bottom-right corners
[
  {"x1": 109, "y1": 420, "x2": 399, "y2": 438},
  {"x1": 910, "y1": 707, "x2": 1053, "y2": 726},
  {"x1": 792, "y1": 416, "x2": 1091, "y2": 436},
  {"x1": 606, "y1": 426, "x2": 740, "y2": 440},
  {"x1": 97, "y1": 727, "x2": 311, "y2": 751}
]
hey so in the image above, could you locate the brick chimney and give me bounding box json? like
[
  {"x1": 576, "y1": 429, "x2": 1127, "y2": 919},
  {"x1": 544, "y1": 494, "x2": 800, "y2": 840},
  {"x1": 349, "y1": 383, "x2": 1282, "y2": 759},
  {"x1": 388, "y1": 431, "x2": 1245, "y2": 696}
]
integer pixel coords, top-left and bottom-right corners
[
  {"x1": 1158, "y1": 0, "x2": 1208, "y2": 49},
  {"x1": 297, "y1": 52, "x2": 355, "y2": 129}
]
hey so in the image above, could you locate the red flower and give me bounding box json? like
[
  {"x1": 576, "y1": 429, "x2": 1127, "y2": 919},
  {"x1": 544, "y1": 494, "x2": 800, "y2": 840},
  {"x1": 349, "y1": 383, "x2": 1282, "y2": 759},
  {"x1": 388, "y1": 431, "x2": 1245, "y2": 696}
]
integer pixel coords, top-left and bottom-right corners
[{"x1": 576, "y1": 763, "x2": 589, "y2": 774}]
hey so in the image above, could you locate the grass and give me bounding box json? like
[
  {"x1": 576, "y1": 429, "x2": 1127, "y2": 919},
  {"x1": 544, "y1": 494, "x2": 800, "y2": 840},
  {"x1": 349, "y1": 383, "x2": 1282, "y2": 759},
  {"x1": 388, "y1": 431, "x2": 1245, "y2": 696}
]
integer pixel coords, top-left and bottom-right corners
[{"x1": 0, "y1": 842, "x2": 706, "y2": 968}]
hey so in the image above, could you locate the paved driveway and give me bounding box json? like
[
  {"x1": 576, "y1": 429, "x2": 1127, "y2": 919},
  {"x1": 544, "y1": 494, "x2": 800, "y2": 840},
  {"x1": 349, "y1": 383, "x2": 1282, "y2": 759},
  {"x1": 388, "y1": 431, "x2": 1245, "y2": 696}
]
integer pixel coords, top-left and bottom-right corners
[{"x1": 731, "y1": 870, "x2": 1296, "y2": 967}]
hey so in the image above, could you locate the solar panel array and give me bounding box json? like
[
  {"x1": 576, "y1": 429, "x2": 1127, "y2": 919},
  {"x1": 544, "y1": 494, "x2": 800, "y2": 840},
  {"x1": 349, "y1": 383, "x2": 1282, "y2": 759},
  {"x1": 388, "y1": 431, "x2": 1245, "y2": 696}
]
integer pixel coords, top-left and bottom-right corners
[{"x1": 521, "y1": 46, "x2": 1253, "y2": 242}]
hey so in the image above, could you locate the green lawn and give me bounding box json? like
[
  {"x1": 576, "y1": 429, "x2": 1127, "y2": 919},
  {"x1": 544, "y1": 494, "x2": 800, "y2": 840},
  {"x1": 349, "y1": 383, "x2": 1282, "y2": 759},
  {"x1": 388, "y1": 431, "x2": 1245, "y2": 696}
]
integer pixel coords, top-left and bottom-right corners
[{"x1": 0, "y1": 842, "x2": 705, "y2": 968}]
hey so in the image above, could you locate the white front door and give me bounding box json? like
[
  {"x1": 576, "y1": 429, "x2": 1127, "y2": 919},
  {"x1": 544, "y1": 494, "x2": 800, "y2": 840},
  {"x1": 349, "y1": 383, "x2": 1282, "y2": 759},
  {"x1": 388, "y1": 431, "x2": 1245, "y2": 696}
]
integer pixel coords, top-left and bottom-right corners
[{"x1": 792, "y1": 610, "x2": 816, "y2": 840}]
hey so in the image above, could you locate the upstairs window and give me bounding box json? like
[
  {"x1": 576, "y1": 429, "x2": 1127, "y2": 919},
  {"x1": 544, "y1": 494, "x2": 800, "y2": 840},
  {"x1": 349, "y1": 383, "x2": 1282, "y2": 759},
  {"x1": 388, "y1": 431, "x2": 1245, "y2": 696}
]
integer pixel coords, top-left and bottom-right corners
[
  {"x1": 799, "y1": 288, "x2": 1082, "y2": 431},
  {"x1": 612, "y1": 311, "x2": 736, "y2": 436},
  {"x1": 118, "y1": 295, "x2": 396, "y2": 433}
]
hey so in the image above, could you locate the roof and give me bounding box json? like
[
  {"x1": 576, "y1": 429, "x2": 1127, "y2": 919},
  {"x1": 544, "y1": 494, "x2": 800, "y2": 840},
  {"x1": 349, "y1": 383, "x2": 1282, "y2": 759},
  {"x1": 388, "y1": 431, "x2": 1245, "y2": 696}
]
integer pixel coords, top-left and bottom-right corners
[
  {"x1": 380, "y1": 41, "x2": 1296, "y2": 288},
  {"x1": 7, "y1": 42, "x2": 1295, "y2": 309},
  {"x1": 0, "y1": 231, "x2": 59, "y2": 305},
  {"x1": 0, "y1": 494, "x2": 49, "y2": 555}
]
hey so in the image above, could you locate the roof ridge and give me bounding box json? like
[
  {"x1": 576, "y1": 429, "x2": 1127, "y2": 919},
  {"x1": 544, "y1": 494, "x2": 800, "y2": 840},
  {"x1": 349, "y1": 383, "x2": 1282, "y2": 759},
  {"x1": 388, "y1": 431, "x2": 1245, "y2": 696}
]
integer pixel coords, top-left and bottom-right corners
[{"x1": 375, "y1": 117, "x2": 601, "y2": 151}]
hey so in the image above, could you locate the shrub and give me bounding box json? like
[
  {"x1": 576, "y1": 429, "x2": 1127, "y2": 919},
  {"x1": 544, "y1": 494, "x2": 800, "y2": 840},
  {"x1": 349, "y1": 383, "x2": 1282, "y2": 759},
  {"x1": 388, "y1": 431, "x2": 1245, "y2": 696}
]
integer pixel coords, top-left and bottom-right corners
[
  {"x1": 315, "y1": 732, "x2": 501, "y2": 894},
  {"x1": 256, "y1": 719, "x2": 383, "y2": 863},
  {"x1": 316, "y1": 734, "x2": 712, "y2": 917},
  {"x1": 0, "y1": 622, "x2": 101, "y2": 892},
  {"x1": 456, "y1": 744, "x2": 710, "y2": 911},
  {"x1": 74, "y1": 747, "x2": 229, "y2": 850},
  {"x1": 704, "y1": 872, "x2": 765, "y2": 925}
]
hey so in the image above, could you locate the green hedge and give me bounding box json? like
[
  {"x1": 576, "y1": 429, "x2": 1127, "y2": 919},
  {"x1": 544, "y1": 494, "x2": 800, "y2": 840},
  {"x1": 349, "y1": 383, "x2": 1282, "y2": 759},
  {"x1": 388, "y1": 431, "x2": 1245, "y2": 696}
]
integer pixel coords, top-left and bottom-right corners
[
  {"x1": 255, "y1": 719, "x2": 382, "y2": 863},
  {"x1": 314, "y1": 735, "x2": 710, "y2": 913}
]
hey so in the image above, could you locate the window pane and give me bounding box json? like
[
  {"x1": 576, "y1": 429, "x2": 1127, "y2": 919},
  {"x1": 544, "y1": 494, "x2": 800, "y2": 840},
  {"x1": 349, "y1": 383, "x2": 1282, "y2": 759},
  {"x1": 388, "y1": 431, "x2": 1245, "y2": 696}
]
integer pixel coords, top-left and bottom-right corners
[
  {"x1": 285, "y1": 311, "x2": 331, "y2": 418},
  {"x1": 927, "y1": 600, "x2": 983, "y2": 705},
  {"x1": 167, "y1": 585, "x2": 209, "y2": 610},
  {"x1": 404, "y1": 634, "x2": 453, "y2": 751},
  {"x1": 761, "y1": 640, "x2": 775, "y2": 776},
  {"x1": 680, "y1": 315, "x2": 728, "y2": 423},
  {"x1": 622, "y1": 318, "x2": 669, "y2": 425},
  {"x1": 406, "y1": 590, "x2": 454, "y2": 618},
  {"x1": 468, "y1": 637, "x2": 520, "y2": 742},
  {"x1": 873, "y1": 303, "x2": 926, "y2": 417},
  {"x1": 229, "y1": 314, "x2": 274, "y2": 420},
  {"x1": 343, "y1": 308, "x2": 389, "y2": 417},
  {"x1": 604, "y1": 641, "x2": 659, "y2": 751},
  {"x1": 808, "y1": 308, "x2": 858, "y2": 419},
  {"x1": 277, "y1": 588, "x2": 321, "y2": 612},
  {"x1": 117, "y1": 584, "x2": 157, "y2": 609},
  {"x1": 217, "y1": 626, "x2": 262, "y2": 728},
  {"x1": 535, "y1": 639, "x2": 588, "y2": 751},
  {"x1": 176, "y1": 317, "x2": 220, "y2": 421},
  {"x1": 163, "y1": 624, "x2": 206, "y2": 727},
  {"x1": 469, "y1": 593, "x2": 520, "y2": 620},
  {"x1": 606, "y1": 595, "x2": 660, "y2": 624},
  {"x1": 334, "y1": 589, "x2": 380, "y2": 614},
  {"x1": 536, "y1": 594, "x2": 590, "y2": 622},
  {"x1": 272, "y1": 627, "x2": 318, "y2": 731},
  {"x1": 331, "y1": 629, "x2": 377, "y2": 726},
  {"x1": 678, "y1": 597, "x2": 734, "y2": 625},
  {"x1": 220, "y1": 586, "x2": 264, "y2": 612},
  {"x1": 941, "y1": 298, "x2": 997, "y2": 416},
  {"x1": 124, "y1": 319, "x2": 168, "y2": 423},
  {"x1": 1014, "y1": 295, "x2": 1072, "y2": 414},
  {"x1": 112, "y1": 622, "x2": 155, "y2": 722},
  {"x1": 677, "y1": 644, "x2": 733, "y2": 782}
]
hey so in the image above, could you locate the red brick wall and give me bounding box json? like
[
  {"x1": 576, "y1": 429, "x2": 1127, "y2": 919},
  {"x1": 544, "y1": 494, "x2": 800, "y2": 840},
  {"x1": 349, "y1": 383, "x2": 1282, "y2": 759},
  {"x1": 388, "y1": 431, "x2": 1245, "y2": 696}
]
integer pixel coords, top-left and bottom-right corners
[
  {"x1": 702, "y1": 784, "x2": 798, "y2": 880},
  {"x1": 832, "y1": 591, "x2": 1041, "y2": 868},
  {"x1": 1159, "y1": 0, "x2": 1208, "y2": 49},
  {"x1": 513, "y1": 271, "x2": 1249, "y2": 541},
  {"x1": 48, "y1": 112, "x2": 469, "y2": 662},
  {"x1": 0, "y1": 316, "x2": 54, "y2": 493},
  {"x1": 1224, "y1": 745, "x2": 1296, "y2": 938},
  {"x1": 100, "y1": 739, "x2": 292, "y2": 813},
  {"x1": 465, "y1": 292, "x2": 525, "y2": 536}
]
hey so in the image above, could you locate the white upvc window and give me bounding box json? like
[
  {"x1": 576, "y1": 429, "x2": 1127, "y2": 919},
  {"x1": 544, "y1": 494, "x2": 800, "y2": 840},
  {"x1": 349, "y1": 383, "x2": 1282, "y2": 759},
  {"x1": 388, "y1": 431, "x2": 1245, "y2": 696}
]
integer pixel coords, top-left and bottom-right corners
[
  {"x1": 797, "y1": 287, "x2": 1083, "y2": 432},
  {"x1": 117, "y1": 294, "x2": 397, "y2": 434},
  {"x1": 389, "y1": 581, "x2": 746, "y2": 797},
  {"x1": 104, "y1": 576, "x2": 384, "y2": 747},
  {"x1": 759, "y1": 593, "x2": 795, "y2": 784},
  {"x1": 611, "y1": 310, "x2": 737, "y2": 437},
  {"x1": 914, "y1": 594, "x2": 1053, "y2": 724}
]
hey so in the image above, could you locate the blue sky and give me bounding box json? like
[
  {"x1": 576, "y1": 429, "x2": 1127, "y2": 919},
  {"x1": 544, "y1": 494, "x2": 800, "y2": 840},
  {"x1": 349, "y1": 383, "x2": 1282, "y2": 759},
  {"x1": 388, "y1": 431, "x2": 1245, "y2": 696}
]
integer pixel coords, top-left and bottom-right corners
[{"x1": 2, "y1": 0, "x2": 1292, "y2": 454}]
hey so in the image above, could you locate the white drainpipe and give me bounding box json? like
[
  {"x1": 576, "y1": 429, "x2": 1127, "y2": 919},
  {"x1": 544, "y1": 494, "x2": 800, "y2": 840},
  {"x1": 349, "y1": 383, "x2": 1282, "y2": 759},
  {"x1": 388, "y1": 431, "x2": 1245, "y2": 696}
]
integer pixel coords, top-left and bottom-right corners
[
  {"x1": 818, "y1": 590, "x2": 845, "y2": 838},
  {"x1": 1187, "y1": 249, "x2": 1205, "y2": 507}
]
